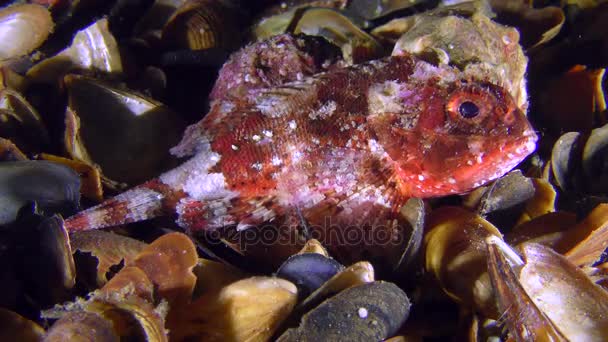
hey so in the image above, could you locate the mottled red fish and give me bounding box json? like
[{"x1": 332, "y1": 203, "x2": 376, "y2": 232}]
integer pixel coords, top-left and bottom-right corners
[{"x1": 65, "y1": 53, "x2": 537, "y2": 264}]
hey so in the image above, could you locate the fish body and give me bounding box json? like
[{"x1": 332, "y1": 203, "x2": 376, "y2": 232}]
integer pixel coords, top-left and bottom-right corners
[{"x1": 65, "y1": 54, "x2": 537, "y2": 263}]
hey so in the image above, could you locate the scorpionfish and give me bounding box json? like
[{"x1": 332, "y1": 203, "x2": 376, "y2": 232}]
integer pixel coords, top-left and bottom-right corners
[{"x1": 65, "y1": 53, "x2": 537, "y2": 265}]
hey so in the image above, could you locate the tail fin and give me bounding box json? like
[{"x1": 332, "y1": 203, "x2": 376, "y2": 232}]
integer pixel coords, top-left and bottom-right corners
[{"x1": 64, "y1": 179, "x2": 185, "y2": 232}]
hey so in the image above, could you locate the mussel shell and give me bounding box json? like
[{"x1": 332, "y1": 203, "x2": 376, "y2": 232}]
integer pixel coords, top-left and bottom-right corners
[
  {"x1": 168, "y1": 276, "x2": 298, "y2": 342},
  {"x1": 506, "y1": 211, "x2": 577, "y2": 248},
  {"x1": 83, "y1": 295, "x2": 168, "y2": 341},
  {"x1": 292, "y1": 8, "x2": 384, "y2": 63},
  {"x1": 100, "y1": 266, "x2": 154, "y2": 303},
  {"x1": 278, "y1": 281, "x2": 410, "y2": 341},
  {"x1": 43, "y1": 254, "x2": 169, "y2": 341},
  {"x1": 277, "y1": 253, "x2": 344, "y2": 299},
  {"x1": 0, "y1": 4, "x2": 53, "y2": 61},
  {"x1": 489, "y1": 0, "x2": 565, "y2": 48},
  {"x1": 518, "y1": 242, "x2": 608, "y2": 341},
  {"x1": 550, "y1": 131, "x2": 582, "y2": 191},
  {"x1": 162, "y1": 0, "x2": 242, "y2": 51},
  {"x1": 486, "y1": 239, "x2": 567, "y2": 341},
  {"x1": 476, "y1": 170, "x2": 535, "y2": 217},
  {"x1": 559, "y1": 203, "x2": 608, "y2": 267},
  {"x1": 252, "y1": 0, "x2": 349, "y2": 39},
  {"x1": 0, "y1": 89, "x2": 50, "y2": 153},
  {"x1": 424, "y1": 206, "x2": 501, "y2": 317},
  {"x1": 133, "y1": 0, "x2": 190, "y2": 43},
  {"x1": 191, "y1": 258, "x2": 248, "y2": 298},
  {"x1": 297, "y1": 238, "x2": 330, "y2": 256},
  {"x1": 70, "y1": 230, "x2": 147, "y2": 286},
  {"x1": 0, "y1": 138, "x2": 26, "y2": 161},
  {"x1": 11, "y1": 211, "x2": 76, "y2": 305},
  {"x1": 0, "y1": 308, "x2": 45, "y2": 342},
  {"x1": 347, "y1": 0, "x2": 425, "y2": 20},
  {"x1": 64, "y1": 74, "x2": 185, "y2": 184},
  {"x1": 582, "y1": 123, "x2": 608, "y2": 193},
  {"x1": 538, "y1": 67, "x2": 605, "y2": 134},
  {"x1": 0, "y1": 161, "x2": 80, "y2": 225},
  {"x1": 392, "y1": 197, "x2": 425, "y2": 273},
  {"x1": 0, "y1": 67, "x2": 26, "y2": 92},
  {"x1": 292, "y1": 261, "x2": 374, "y2": 325},
  {"x1": 129, "y1": 232, "x2": 198, "y2": 307},
  {"x1": 27, "y1": 18, "x2": 122, "y2": 83},
  {"x1": 44, "y1": 311, "x2": 120, "y2": 342},
  {"x1": 39, "y1": 153, "x2": 104, "y2": 202}
]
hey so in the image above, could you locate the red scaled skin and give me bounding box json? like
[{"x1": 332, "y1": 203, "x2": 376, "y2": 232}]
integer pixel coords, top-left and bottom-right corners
[{"x1": 65, "y1": 54, "x2": 537, "y2": 264}]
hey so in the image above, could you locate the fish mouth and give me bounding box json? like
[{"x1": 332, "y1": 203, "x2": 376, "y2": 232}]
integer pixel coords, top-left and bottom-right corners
[
  {"x1": 472, "y1": 130, "x2": 538, "y2": 186},
  {"x1": 444, "y1": 130, "x2": 538, "y2": 194}
]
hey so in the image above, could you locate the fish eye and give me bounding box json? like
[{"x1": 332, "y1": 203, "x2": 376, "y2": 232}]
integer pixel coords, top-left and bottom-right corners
[{"x1": 458, "y1": 101, "x2": 480, "y2": 118}]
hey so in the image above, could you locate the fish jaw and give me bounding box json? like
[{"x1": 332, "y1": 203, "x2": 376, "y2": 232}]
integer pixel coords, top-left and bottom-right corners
[
  {"x1": 390, "y1": 127, "x2": 538, "y2": 198},
  {"x1": 443, "y1": 130, "x2": 538, "y2": 192}
]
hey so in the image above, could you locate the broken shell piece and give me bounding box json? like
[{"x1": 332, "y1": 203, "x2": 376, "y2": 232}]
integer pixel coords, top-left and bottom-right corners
[
  {"x1": 518, "y1": 243, "x2": 608, "y2": 341},
  {"x1": 0, "y1": 308, "x2": 45, "y2": 342},
  {"x1": 0, "y1": 4, "x2": 53, "y2": 61},
  {"x1": 44, "y1": 311, "x2": 119, "y2": 342},
  {"x1": 424, "y1": 207, "x2": 501, "y2": 317},
  {"x1": 64, "y1": 74, "x2": 185, "y2": 184},
  {"x1": 27, "y1": 18, "x2": 122, "y2": 83},
  {"x1": 277, "y1": 253, "x2": 344, "y2": 299},
  {"x1": 45, "y1": 248, "x2": 168, "y2": 341},
  {"x1": 70, "y1": 230, "x2": 146, "y2": 287},
  {"x1": 167, "y1": 277, "x2": 298, "y2": 342},
  {"x1": 278, "y1": 281, "x2": 410, "y2": 342},
  {"x1": 130, "y1": 232, "x2": 198, "y2": 307},
  {"x1": 486, "y1": 237, "x2": 567, "y2": 341},
  {"x1": 100, "y1": 266, "x2": 154, "y2": 303}
]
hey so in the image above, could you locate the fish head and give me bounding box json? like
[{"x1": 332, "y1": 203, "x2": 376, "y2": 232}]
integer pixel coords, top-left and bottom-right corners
[{"x1": 368, "y1": 76, "x2": 537, "y2": 197}]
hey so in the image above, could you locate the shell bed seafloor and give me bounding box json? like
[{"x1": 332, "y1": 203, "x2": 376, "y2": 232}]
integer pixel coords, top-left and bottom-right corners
[{"x1": 0, "y1": 1, "x2": 607, "y2": 341}]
